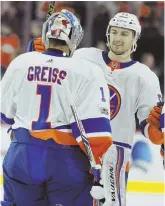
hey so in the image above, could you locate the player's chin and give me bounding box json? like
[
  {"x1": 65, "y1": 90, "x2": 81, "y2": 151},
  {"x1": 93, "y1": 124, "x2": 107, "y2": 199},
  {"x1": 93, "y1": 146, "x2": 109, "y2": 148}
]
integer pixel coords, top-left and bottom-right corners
[
  {"x1": 112, "y1": 49, "x2": 125, "y2": 55},
  {"x1": 111, "y1": 47, "x2": 124, "y2": 55}
]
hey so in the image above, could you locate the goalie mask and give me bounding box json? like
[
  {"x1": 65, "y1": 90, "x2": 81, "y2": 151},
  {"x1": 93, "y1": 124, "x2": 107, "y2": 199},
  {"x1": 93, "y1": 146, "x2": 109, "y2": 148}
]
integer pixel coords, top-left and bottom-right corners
[
  {"x1": 106, "y1": 12, "x2": 141, "y2": 53},
  {"x1": 42, "y1": 9, "x2": 84, "y2": 55}
]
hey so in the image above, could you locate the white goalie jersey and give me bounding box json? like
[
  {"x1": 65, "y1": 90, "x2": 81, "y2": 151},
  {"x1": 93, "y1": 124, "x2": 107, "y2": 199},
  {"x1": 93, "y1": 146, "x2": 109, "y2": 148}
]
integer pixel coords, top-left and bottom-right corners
[
  {"x1": 73, "y1": 47, "x2": 162, "y2": 149},
  {"x1": 1, "y1": 50, "x2": 113, "y2": 164}
]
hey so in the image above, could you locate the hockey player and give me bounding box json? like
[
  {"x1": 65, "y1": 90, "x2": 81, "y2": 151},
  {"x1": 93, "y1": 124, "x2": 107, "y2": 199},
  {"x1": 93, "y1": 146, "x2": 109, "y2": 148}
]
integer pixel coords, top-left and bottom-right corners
[
  {"x1": 73, "y1": 12, "x2": 162, "y2": 186},
  {"x1": 26, "y1": 12, "x2": 163, "y2": 204},
  {"x1": 0, "y1": 10, "x2": 118, "y2": 206}
]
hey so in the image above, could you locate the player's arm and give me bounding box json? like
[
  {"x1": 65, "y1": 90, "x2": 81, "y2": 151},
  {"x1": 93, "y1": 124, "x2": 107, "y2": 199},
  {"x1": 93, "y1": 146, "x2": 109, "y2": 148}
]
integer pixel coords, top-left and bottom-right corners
[
  {"x1": 70, "y1": 66, "x2": 112, "y2": 164},
  {"x1": 137, "y1": 73, "x2": 163, "y2": 144}
]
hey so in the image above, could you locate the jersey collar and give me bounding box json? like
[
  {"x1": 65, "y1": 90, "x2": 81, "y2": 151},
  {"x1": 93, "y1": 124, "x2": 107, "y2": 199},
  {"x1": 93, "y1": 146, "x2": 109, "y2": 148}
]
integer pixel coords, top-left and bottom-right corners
[
  {"x1": 102, "y1": 51, "x2": 136, "y2": 70},
  {"x1": 43, "y1": 49, "x2": 68, "y2": 57}
]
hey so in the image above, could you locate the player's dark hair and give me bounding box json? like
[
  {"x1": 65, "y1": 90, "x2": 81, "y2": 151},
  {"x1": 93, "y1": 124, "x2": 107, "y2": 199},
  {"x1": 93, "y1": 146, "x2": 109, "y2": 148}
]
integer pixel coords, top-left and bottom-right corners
[{"x1": 49, "y1": 38, "x2": 67, "y2": 47}]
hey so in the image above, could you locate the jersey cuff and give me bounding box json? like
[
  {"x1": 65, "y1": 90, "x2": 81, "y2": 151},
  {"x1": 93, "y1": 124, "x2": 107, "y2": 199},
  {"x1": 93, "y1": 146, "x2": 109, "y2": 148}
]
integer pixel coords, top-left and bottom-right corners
[
  {"x1": 140, "y1": 119, "x2": 148, "y2": 137},
  {"x1": 1, "y1": 113, "x2": 15, "y2": 125},
  {"x1": 71, "y1": 117, "x2": 111, "y2": 140}
]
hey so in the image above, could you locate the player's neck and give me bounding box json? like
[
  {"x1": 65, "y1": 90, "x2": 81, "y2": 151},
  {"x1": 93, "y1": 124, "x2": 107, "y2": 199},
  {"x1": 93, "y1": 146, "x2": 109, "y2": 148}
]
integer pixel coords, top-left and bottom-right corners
[
  {"x1": 49, "y1": 45, "x2": 70, "y2": 56},
  {"x1": 108, "y1": 51, "x2": 132, "y2": 62}
]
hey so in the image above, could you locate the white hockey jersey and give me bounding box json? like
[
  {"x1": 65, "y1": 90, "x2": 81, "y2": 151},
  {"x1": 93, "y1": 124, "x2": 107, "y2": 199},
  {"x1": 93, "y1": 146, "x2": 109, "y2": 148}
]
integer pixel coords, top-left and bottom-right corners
[
  {"x1": 73, "y1": 47, "x2": 162, "y2": 148},
  {"x1": 1, "y1": 50, "x2": 112, "y2": 164}
]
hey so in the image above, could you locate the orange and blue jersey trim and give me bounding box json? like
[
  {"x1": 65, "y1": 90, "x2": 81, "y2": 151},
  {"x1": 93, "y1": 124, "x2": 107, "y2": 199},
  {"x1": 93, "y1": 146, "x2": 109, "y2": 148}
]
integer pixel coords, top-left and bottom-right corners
[
  {"x1": 71, "y1": 117, "x2": 113, "y2": 163},
  {"x1": 31, "y1": 117, "x2": 112, "y2": 142},
  {"x1": 70, "y1": 117, "x2": 112, "y2": 140},
  {"x1": 30, "y1": 128, "x2": 78, "y2": 145},
  {"x1": 30, "y1": 117, "x2": 113, "y2": 164}
]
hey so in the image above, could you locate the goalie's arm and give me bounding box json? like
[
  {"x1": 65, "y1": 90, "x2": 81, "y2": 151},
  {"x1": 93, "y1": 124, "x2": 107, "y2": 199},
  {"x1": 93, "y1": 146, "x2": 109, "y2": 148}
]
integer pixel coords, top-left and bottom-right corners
[
  {"x1": 0, "y1": 56, "x2": 22, "y2": 125},
  {"x1": 69, "y1": 66, "x2": 113, "y2": 164}
]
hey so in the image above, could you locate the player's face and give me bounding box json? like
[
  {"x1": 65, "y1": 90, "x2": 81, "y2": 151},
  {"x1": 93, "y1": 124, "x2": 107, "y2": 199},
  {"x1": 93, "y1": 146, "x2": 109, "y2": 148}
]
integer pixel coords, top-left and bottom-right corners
[{"x1": 109, "y1": 27, "x2": 134, "y2": 55}]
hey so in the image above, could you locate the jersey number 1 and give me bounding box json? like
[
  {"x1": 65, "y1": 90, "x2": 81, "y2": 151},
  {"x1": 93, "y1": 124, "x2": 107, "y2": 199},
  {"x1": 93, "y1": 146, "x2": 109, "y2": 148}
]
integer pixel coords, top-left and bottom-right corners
[{"x1": 32, "y1": 85, "x2": 51, "y2": 130}]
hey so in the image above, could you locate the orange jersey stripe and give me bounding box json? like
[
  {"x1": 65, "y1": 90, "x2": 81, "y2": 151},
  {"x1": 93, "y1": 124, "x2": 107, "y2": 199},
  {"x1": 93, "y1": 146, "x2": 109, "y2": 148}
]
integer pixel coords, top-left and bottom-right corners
[
  {"x1": 30, "y1": 130, "x2": 78, "y2": 145},
  {"x1": 79, "y1": 136, "x2": 113, "y2": 164},
  {"x1": 30, "y1": 130, "x2": 113, "y2": 162}
]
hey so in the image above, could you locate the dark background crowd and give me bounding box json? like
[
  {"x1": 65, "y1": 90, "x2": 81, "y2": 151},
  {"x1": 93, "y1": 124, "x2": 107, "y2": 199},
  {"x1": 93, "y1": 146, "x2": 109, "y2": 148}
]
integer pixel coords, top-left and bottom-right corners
[{"x1": 1, "y1": 1, "x2": 164, "y2": 129}]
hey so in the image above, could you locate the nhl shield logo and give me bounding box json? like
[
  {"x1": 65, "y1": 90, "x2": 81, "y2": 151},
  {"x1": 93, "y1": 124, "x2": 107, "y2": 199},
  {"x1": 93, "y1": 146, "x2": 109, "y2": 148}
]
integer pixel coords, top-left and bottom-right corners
[{"x1": 111, "y1": 62, "x2": 118, "y2": 69}]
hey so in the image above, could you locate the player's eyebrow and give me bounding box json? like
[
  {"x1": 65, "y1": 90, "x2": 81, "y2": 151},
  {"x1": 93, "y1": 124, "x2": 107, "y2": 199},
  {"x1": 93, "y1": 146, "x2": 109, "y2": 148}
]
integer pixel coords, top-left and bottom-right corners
[
  {"x1": 111, "y1": 29, "x2": 117, "y2": 32},
  {"x1": 122, "y1": 31, "x2": 129, "y2": 34}
]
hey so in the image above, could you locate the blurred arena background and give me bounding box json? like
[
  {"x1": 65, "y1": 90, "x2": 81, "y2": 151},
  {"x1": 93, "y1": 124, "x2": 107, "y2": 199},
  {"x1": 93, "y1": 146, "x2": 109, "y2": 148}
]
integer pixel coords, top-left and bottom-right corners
[{"x1": 0, "y1": 1, "x2": 164, "y2": 205}]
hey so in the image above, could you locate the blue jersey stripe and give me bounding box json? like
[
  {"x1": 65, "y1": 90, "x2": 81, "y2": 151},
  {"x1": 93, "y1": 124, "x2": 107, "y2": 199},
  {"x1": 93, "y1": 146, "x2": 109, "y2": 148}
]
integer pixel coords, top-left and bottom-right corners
[
  {"x1": 1, "y1": 113, "x2": 15, "y2": 125},
  {"x1": 114, "y1": 141, "x2": 132, "y2": 149},
  {"x1": 140, "y1": 119, "x2": 148, "y2": 137},
  {"x1": 160, "y1": 113, "x2": 164, "y2": 130},
  {"x1": 71, "y1": 117, "x2": 111, "y2": 139}
]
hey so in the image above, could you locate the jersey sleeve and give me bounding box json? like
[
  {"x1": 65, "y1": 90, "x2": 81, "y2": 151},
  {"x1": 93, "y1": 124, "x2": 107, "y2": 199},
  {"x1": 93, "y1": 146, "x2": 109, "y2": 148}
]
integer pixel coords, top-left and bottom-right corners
[
  {"x1": 73, "y1": 48, "x2": 100, "y2": 64},
  {"x1": 137, "y1": 73, "x2": 163, "y2": 139},
  {"x1": 70, "y1": 66, "x2": 112, "y2": 164},
  {"x1": 1, "y1": 56, "x2": 24, "y2": 125}
]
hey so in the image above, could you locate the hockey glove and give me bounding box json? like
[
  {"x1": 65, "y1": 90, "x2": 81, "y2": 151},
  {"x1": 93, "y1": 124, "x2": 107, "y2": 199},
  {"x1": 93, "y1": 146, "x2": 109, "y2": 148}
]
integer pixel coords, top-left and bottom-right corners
[
  {"x1": 146, "y1": 102, "x2": 164, "y2": 145},
  {"x1": 27, "y1": 37, "x2": 46, "y2": 53},
  {"x1": 147, "y1": 105, "x2": 163, "y2": 128}
]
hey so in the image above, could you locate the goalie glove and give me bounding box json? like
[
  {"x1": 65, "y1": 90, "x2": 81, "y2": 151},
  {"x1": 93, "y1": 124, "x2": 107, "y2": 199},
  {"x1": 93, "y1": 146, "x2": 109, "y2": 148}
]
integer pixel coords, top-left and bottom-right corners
[
  {"x1": 27, "y1": 37, "x2": 46, "y2": 53},
  {"x1": 90, "y1": 144, "x2": 130, "y2": 206}
]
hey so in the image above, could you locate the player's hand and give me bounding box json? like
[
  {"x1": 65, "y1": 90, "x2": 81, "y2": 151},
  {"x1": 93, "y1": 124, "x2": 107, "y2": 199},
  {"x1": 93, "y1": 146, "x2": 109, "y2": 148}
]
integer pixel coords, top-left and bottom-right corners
[
  {"x1": 27, "y1": 37, "x2": 46, "y2": 53},
  {"x1": 147, "y1": 105, "x2": 163, "y2": 128},
  {"x1": 91, "y1": 183, "x2": 112, "y2": 206},
  {"x1": 90, "y1": 182, "x2": 105, "y2": 200},
  {"x1": 90, "y1": 165, "x2": 105, "y2": 202}
]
